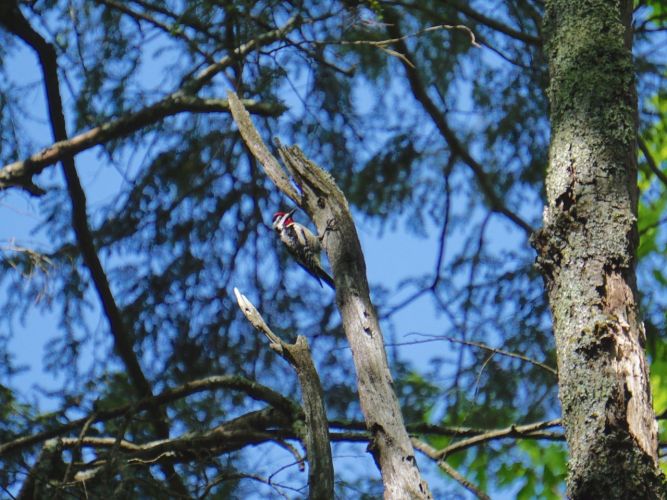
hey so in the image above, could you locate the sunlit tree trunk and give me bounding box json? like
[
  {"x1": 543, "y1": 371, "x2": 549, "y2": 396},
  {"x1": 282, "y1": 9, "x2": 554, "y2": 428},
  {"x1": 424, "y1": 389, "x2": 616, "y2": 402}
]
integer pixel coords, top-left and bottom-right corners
[{"x1": 534, "y1": 1, "x2": 665, "y2": 497}]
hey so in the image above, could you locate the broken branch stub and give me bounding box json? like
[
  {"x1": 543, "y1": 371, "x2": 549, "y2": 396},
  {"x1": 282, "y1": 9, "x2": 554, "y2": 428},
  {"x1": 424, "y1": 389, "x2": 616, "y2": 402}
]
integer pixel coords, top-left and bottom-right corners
[{"x1": 233, "y1": 288, "x2": 334, "y2": 500}]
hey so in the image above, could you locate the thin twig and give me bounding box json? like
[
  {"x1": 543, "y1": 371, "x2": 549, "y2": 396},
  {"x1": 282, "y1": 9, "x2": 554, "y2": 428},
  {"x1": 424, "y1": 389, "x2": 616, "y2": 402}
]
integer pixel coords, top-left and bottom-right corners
[
  {"x1": 411, "y1": 439, "x2": 490, "y2": 500},
  {"x1": 0, "y1": 15, "x2": 298, "y2": 192},
  {"x1": 382, "y1": 9, "x2": 534, "y2": 235},
  {"x1": 340, "y1": 22, "x2": 481, "y2": 48},
  {"x1": 0, "y1": 375, "x2": 297, "y2": 457},
  {"x1": 401, "y1": 332, "x2": 557, "y2": 376},
  {"x1": 639, "y1": 136, "x2": 667, "y2": 188},
  {"x1": 435, "y1": 419, "x2": 562, "y2": 458}
]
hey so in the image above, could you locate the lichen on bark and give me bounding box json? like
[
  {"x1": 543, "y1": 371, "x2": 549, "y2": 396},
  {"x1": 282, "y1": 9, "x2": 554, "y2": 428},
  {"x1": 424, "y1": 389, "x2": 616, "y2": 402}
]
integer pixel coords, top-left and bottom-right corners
[{"x1": 534, "y1": 1, "x2": 665, "y2": 497}]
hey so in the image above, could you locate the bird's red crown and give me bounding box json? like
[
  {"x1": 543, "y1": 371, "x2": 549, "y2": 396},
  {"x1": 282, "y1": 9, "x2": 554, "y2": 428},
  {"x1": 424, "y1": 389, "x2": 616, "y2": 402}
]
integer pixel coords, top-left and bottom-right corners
[{"x1": 272, "y1": 211, "x2": 294, "y2": 225}]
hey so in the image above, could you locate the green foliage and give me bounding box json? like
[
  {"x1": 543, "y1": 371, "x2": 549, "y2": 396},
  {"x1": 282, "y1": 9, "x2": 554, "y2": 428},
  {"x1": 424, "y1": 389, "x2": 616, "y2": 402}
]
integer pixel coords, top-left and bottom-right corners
[
  {"x1": 638, "y1": 67, "x2": 667, "y2": 356},
  {"x1": 497, "y1": 441, "x2": 567, "y2": 499},
  {"x1": 347, "y1": 133, "x2": 418, "y2": 216},
  {"x1": 395, "y1": 369, "x2": 439, "y2": 423},
  {"x1": 635, "y1": 0, "x2": 667, "y2": 481}
]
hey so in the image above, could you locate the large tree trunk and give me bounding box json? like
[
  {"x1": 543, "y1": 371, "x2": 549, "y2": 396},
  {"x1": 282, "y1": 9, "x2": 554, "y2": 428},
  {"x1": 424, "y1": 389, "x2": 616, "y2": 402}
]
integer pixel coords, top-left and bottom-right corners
[{"x1": 534, "y1": 1, "x2": 665, "y2": 497}]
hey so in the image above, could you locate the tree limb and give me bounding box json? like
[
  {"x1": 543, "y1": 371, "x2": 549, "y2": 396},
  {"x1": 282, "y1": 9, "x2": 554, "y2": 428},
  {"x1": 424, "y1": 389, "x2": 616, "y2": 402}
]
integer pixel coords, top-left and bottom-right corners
[
  {"x1": 228, "y1": 92, "x2": 432, "y2": 499},
  {"x1": 411, "y1": 439, "x2": 490, "y2": 500},
  {"x1": 382, "y1": 9, "x2": 534, "y2": 235},
  {"x1": 61, "y1": 408, "x2": 293, "y2": 462},
  {"x1": 0, "y1": 12, "x2": 298, "y2": 193},
  {"x1": 0, "y1": 374, "x2": 297, "y2": 457},
  {"x1": 330, "y1": 417, "x2": 563, "y2": 441},
  {"x1": 0, "y1": 6, "x2": 194, "y2": 495},
  {"x1": 638, "y1": 136, "x2": 667, "y2": 188},
  {"x1": 0, "y1": 95, "x2": 284, "y2": 194},
  {"x1": 432, "y1": 418, "x2": 562, "y2": 458},
  {"x1": 234, "y1": 288, "x2": 334, "y2": 500}
]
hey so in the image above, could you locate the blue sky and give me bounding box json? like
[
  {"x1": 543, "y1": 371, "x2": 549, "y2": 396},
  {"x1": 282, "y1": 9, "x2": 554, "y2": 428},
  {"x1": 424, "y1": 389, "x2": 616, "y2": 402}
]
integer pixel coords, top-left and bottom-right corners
[{"x1": 0, "y1": 10, "x2": 553, "y2": 498}]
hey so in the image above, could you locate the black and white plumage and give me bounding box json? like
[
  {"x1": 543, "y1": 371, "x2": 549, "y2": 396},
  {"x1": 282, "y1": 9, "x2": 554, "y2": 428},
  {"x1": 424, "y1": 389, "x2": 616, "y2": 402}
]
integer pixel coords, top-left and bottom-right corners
[{"x1": 272, "y1": 209, "x2": 335, "y2": 289}]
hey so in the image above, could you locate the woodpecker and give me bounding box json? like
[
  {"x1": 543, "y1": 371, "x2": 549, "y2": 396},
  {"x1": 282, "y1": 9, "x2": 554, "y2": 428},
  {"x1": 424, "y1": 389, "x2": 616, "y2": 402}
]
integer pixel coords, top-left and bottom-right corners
[{"x1": 272, "y1": 208, "x2": 335, "y2": 289}]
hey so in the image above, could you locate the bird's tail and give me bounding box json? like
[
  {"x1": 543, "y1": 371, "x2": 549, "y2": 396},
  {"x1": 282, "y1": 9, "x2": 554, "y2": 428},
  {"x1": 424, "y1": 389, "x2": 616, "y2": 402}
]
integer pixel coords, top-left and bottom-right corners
[{"x1": 319, "y1": 269, "x2": 335, "y2": 290}]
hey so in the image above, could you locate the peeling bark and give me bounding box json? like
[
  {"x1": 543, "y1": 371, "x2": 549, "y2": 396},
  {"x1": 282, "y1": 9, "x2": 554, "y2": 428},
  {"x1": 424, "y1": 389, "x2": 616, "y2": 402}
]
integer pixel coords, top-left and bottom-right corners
[{"x1": 534, "y1": 1, "x2": 665, "y2": 497}]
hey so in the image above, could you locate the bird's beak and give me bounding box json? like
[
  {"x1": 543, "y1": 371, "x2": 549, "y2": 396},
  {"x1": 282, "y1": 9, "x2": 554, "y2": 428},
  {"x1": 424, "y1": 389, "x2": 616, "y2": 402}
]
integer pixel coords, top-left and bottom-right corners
[{"x1": 286, "y1": 207, "x2": 297, "y2": 217}]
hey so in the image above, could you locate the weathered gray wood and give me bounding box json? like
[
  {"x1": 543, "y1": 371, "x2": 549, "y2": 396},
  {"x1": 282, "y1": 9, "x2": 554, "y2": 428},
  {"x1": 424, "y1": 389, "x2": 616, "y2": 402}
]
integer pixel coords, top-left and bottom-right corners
[
  {"x1": 229, "y1": 92, "x2": 432, "y2": 499},
  {"x1": 234, "y1": 289, "x2": 334, "y2": 500}
]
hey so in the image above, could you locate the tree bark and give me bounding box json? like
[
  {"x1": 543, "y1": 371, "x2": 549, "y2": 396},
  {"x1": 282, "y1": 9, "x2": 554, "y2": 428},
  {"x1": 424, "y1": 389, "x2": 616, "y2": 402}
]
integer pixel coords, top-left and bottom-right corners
[
  {"x1": 228, "y1": 93, "x2": 432, "y2": 499},
  {"x1": 275, "y1": 144, "x2": 432, "y2": 500},
  {"x1": 534, "y1": 1, "x2": 665, "y2": 497},
  {"x1": 234, "y1": 288, "x2": 334, "y2": 499}
]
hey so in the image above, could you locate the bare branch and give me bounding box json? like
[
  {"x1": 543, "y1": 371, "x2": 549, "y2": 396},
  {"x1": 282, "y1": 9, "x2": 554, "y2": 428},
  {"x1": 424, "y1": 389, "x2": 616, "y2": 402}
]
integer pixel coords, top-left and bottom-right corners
[
  {"x1": 56, "y1": 408, "x2": 293, "y2": 464},
  {"x1": 0, "y1": 375, "x2": 297, "y2": 457},
  {"x1": 401, "y1": 332, "x2": 558, "y2": 376},
  {"x1": 338, "y1": 22, "x2": 481, "y2": 51},
  {"x1": 227, "y1": 94, "x2": 300, "y2": 202},
  {"x1": 330, "y1": 418, "x2": 563, "y2": 442},
  {"x1": 382, "y1": 9, "x2": 534, "y2": 235},
  {"x1": 234, "y1": 288, "x2": 334, "y2": 500},
  {"x1": 411, "y1": 439, "x2": 490, "y2": 500},
  {"x1": 0, "y1": 12, "x2": 298, "y2": 193},
  {"x1": 434, "y1": 419, "x2": 562, "y2": 458},
  {"x1": 411, "y1": 419, "x2": 562, "y2": 498},
  {"x1": 228, "y1": 92, "x2": 432, "y2": 499},
  {"x1": 0, "y1": 95, "x2": 284, "y2": 193}
]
